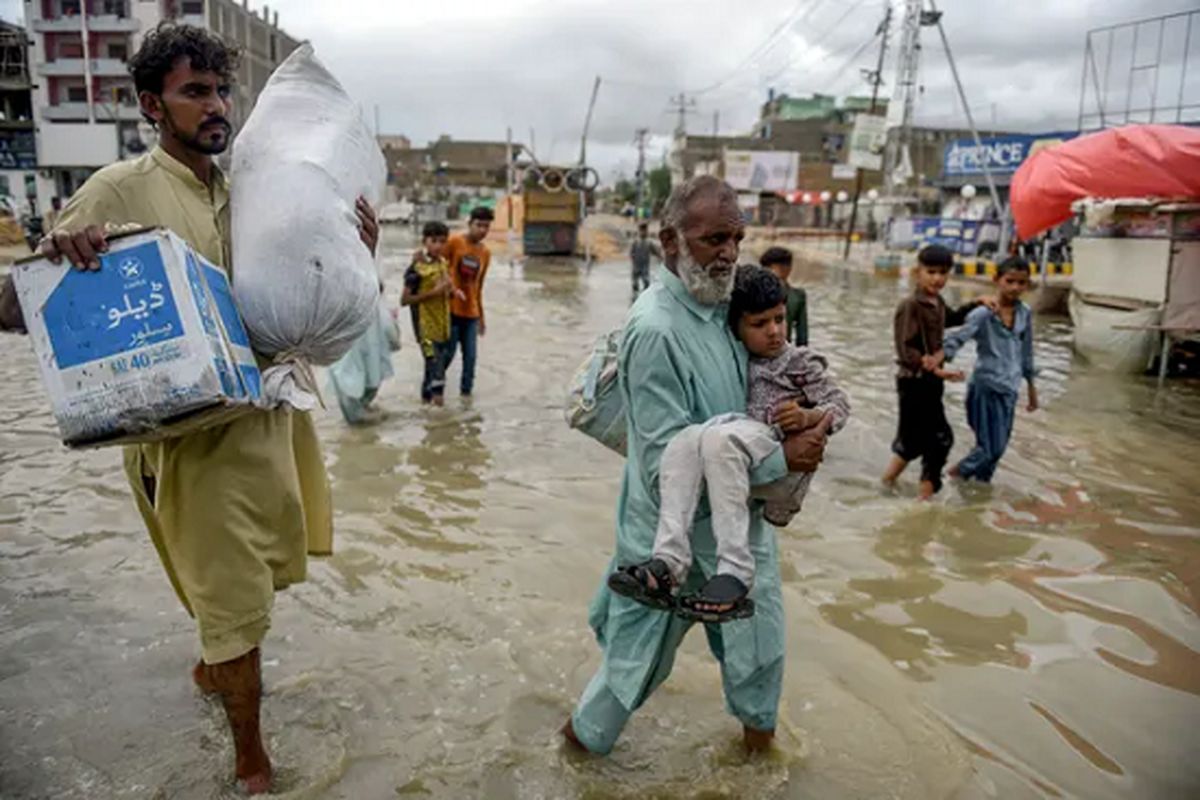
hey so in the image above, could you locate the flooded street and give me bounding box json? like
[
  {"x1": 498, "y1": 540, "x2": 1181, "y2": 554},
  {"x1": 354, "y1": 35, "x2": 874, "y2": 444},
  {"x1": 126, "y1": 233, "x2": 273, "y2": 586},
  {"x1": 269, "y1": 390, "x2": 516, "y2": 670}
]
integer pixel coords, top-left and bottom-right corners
[{"x1": 2, "y1": 225, "x2": 1199, "y2": 799}]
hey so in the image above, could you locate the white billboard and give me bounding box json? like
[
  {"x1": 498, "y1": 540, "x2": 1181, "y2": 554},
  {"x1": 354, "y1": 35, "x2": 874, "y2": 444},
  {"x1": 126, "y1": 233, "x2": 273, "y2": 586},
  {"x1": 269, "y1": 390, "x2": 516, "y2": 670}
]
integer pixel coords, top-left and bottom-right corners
[
  {"x1": 847, "y1": 113, "x2": 887, "y2": 170},
  {"x1": 723, "y1": 150, "x2": 799, "y2": 192}
]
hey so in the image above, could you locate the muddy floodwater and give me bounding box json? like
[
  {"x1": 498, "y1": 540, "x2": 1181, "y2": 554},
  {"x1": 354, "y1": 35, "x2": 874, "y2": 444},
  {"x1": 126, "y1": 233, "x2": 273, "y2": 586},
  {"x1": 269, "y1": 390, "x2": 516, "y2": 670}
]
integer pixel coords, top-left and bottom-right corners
[{"x1": 1, "y1": 226, "x2": 1198, "y2": 799}]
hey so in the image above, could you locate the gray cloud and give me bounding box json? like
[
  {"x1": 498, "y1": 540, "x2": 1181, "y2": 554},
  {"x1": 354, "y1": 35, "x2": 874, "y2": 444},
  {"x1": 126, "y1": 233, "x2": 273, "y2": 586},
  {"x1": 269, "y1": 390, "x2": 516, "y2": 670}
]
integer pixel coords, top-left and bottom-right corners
[{"x1": 3, "y1": 0, "x2": 1194, "y2": 181}]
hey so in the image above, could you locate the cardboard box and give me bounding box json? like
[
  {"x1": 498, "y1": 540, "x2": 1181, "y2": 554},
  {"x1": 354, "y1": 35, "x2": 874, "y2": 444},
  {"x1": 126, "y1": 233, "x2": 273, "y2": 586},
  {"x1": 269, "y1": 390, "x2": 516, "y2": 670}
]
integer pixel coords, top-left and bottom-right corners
[{"x1": 13, "y1": 228, "x2": 262, "y2": 448}]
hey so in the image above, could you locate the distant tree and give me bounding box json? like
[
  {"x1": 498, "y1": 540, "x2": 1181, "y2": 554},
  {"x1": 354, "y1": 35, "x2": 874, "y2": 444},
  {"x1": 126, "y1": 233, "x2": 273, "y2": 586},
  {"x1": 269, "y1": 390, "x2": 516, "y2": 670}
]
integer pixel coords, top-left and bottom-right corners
[
  {"x1": 648, "y1": 166, "x2": 672, "y2": 214},
  {"x1": 613, "y1": 178, "x2": 637, "y2": 205}
]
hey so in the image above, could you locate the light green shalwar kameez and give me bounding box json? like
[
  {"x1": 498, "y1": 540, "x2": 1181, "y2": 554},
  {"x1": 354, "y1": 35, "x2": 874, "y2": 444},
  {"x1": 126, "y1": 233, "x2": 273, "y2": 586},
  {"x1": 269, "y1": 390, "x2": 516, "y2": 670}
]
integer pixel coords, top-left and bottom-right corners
[{"x1": 571, "y1": 265, "x2": 790, "y2": 754}]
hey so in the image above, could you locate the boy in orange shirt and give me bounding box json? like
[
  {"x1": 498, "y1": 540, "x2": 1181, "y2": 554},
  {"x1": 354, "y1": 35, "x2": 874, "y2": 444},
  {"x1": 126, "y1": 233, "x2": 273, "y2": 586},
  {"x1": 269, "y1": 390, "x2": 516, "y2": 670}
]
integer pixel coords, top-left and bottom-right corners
[{"x1": 444, "y1": 206, "x2": 493, "y2": 397}]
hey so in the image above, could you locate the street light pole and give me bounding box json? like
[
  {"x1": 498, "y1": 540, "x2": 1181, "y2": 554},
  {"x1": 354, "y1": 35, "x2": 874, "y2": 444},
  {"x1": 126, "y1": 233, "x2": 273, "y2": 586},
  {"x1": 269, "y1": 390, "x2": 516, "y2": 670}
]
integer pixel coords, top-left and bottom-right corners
[{"x1": 843, "y1": 3, "x2": 892, "y2": 260}]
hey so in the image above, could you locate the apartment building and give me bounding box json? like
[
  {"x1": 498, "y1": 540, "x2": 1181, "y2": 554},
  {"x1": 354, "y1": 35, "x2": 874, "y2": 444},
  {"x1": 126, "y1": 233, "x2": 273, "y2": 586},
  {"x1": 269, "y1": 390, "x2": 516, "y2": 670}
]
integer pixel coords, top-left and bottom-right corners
[
  {"x1": 24, "y1": 0, "x2": 298, "y2": 211},
  {"x1": 0, "y1": 21, "x2": 36, "y2": 215}
]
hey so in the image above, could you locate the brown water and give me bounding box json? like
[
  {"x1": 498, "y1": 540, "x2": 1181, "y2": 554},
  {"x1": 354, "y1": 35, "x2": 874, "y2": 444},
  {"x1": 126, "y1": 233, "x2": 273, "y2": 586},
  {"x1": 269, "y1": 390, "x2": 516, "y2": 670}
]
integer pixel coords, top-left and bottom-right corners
[{"x1": 1, "y1": 227, "x2": 1198, "y2": 799}]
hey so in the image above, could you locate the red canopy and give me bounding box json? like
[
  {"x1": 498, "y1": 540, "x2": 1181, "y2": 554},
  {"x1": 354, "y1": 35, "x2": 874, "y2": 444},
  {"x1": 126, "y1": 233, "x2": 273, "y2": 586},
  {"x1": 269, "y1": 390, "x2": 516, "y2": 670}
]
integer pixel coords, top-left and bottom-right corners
[{"x1": 1010, "y1": 124, "x2": 1200, "y2": 240}]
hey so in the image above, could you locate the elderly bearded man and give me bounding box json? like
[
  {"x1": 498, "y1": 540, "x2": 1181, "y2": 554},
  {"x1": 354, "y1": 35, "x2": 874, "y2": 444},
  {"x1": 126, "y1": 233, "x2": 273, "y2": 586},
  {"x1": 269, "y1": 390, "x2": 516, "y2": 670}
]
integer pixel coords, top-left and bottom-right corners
[{"x1": 563, "y1": 176, "x2": 831, "y2": 755}]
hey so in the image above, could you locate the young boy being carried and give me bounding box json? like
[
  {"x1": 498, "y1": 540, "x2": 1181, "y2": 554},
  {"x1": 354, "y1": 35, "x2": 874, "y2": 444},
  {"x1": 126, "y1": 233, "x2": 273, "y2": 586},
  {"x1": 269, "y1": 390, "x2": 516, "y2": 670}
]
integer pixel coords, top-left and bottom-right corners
[
  {"x1": 937, "y1": 256, "x2": 1038, "y2": 482},
  {"x1": 609, "y1": 266, "x2": 851, "y2": 623},
  {"x1": 760, "y1": 246, "x2": 808, "y2": 347},
  {"x1": 881, "y1": 245, "x2": 993, "y2": 500},
  {"x1": 403, "y1": 222, "x2": 458, "y2": 406}
]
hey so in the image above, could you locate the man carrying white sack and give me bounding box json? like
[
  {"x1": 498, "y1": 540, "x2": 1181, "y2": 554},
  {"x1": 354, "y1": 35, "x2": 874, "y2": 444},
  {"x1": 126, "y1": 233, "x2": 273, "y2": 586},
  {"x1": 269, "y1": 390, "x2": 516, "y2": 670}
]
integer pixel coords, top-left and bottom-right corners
[{"x1": 0, "y1": 24, "x2": 378, "y2": 795}]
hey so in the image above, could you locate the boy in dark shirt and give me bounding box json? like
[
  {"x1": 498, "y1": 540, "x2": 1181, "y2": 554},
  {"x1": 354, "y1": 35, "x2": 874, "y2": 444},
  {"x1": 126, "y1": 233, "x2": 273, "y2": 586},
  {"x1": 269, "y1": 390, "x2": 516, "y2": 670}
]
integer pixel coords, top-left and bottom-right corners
[{"x1": 882, "y1": 245, "x2": 988, "y2": 500}]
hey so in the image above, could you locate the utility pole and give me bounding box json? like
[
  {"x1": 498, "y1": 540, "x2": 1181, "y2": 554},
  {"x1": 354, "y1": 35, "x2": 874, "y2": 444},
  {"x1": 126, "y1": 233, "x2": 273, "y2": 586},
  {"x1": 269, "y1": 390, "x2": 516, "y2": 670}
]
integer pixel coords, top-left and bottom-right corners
[
  {"x1": 883, "y1": 0, "x2": 923, "y2": 208},
  {"x1": 579, "y1": 76, "x2": 601, "y2": 261},
  {"x1": 712, "y1": 110, "x2": 719, "y2": 137},
  {"x1": 668, "y1": 92, "x2": 697, "y2": 136},
  {"x1": 505, "y1": 126, "x2": 514, "y2": 232},
  {"x1": 634, "y1": 128, "x2": 650, "y2": 217},
  {"x1": 927, "y1": 0, "x2": 1005, "y2": 249},
  {"x1": 843, "y1": 2, "x2": 892, "y2": 259}
]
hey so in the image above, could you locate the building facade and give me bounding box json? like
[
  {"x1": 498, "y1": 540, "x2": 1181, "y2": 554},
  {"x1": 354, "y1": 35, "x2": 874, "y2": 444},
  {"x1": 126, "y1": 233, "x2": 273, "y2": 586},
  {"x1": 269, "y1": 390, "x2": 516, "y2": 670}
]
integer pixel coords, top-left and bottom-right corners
[
  {"x1": 0, "y1": 21, "x2": 36, "y2": 216},
  {"x1": 23, "y1": 0, "x2": 298, "y2": 212}
]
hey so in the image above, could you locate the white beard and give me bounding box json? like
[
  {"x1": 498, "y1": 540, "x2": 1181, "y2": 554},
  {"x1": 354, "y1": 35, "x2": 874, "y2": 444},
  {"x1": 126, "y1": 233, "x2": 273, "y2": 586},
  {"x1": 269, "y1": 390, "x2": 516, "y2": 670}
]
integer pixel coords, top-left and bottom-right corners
[{"x1": 677, "y1": 241, "x2": 736, "y2": 305}]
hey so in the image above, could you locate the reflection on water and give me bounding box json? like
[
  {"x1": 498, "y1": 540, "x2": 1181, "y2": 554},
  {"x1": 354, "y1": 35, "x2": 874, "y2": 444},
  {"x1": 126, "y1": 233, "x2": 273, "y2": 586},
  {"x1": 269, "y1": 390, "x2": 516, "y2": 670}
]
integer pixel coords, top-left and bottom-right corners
[{"x1": 0, "y1": 227, "x2": 1197, "y2": 799}]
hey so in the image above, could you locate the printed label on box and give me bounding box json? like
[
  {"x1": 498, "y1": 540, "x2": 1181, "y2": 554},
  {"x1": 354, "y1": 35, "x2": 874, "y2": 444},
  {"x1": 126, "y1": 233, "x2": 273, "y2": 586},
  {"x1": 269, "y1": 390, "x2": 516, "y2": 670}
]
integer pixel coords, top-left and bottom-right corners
[{"x1": 44, "y1": 241, "x2": 185, "y2": 369}]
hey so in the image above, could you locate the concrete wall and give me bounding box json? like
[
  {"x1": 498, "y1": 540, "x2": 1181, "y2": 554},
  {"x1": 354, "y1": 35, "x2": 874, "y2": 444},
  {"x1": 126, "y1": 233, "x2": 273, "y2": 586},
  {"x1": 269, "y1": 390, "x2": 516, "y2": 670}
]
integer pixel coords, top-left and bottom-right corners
[{"x1": 38, "y1": 121, "x2": 119, "y2": 166}]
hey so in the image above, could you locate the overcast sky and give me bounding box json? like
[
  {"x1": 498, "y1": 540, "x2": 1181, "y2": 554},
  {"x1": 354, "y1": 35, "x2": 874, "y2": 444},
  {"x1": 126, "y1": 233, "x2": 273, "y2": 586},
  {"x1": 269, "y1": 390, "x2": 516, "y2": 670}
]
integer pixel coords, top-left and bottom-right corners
[{"x1": 3, "y1": 0, "x2": 1196, "y2": 182}]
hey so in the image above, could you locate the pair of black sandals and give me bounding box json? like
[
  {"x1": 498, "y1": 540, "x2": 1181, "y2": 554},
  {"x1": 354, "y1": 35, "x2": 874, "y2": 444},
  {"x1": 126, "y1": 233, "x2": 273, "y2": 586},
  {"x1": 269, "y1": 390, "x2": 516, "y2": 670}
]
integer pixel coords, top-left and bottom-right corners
[{"x1": 607, "y1": 559, "x2": 755, "y2": 624}]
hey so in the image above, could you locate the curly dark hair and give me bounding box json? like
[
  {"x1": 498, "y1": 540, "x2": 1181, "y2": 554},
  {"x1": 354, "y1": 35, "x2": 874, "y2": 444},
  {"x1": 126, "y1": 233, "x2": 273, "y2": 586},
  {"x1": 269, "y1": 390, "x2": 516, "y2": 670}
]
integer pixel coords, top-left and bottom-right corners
[
  {"x1": 729, "y1": 265, "x2": 787, "y2": 331},
  {"x1": 128, "y1": 22, "x2": 241, "y2": 97}
]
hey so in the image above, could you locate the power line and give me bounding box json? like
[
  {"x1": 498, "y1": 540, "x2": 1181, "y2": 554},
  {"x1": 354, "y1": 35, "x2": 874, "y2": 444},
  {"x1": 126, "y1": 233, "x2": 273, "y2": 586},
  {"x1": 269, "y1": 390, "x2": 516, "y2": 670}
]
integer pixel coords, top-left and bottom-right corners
[
  {"x1": 689, "y1": 0, "x2": 828, "y2": 95},
  {"x1": 759, "y1": 0, "x2": 869, "y2": 86},
  {"x1": 822, "y1": 29, "x2": 885, "y2": 92},
  {"x1": 667, "y1": 92, "x2": 699, "y2": 135}
]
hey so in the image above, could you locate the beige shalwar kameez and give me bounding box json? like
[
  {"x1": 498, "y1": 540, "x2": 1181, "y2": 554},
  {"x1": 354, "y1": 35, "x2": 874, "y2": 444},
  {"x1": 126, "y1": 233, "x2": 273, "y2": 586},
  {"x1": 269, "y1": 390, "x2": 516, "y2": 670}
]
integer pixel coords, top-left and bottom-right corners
[{"x1": 55, "y1": 146, "x2": 333, "y2": 664}]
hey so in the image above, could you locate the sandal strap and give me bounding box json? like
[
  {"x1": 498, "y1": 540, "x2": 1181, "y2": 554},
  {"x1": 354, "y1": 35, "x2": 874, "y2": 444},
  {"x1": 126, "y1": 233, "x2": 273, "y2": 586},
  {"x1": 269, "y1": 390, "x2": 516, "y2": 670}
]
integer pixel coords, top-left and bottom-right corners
[{"x1": 688, "y1": 574, "x2": 748, "y2": 605}]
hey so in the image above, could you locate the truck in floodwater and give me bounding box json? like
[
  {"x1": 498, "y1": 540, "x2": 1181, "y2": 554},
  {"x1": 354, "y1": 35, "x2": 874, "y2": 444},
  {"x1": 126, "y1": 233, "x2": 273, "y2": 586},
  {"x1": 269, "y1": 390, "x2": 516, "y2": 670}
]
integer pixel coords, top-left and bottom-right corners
[{"x1": 521, "y1": 166, "x2": 593, "y2": 256}]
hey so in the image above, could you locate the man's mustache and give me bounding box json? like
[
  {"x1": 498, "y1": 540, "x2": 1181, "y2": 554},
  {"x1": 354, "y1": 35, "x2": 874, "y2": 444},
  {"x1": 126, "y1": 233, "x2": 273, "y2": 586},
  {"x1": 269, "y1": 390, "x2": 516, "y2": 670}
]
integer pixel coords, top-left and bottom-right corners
[{"x1": 201, "y1": 117, "x2": 232, "y2": 131}]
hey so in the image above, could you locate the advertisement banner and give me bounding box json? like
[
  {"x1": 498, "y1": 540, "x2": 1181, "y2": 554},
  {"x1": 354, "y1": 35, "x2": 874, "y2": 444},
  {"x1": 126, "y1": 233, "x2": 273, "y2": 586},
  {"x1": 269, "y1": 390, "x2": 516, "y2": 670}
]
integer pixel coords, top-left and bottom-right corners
[
  {"x1": 723, "y1": 150, "x2": 799, "y2": 192},
  {"x1": 847, "y1": 113, "x2": 887, "y2": 170},
  {"x1": 943, "y1": 131, "x2": 1078, "y2": 178},
  {"x1": 832, "y1": 163, "x2": 858, "y2": 181}
]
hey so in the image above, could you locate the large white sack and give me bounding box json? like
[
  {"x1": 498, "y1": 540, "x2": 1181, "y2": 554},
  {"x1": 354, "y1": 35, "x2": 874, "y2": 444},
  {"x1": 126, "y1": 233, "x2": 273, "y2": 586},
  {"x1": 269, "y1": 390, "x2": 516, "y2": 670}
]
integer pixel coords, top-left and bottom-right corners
[{"x1": 231, "y1": 43, "x2": 386, "y2": 410}]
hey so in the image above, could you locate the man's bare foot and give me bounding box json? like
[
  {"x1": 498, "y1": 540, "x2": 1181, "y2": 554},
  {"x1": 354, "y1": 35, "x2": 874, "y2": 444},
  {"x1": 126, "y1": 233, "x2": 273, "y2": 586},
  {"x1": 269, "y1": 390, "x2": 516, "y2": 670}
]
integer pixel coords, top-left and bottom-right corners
[
  {"x1": 917, "y1": 480, "x2": 936, "y2": 501},
  {"x1": 948, "y1": 464, "x2": 962, "y2": 480},
  {"x1": 204, "y1": 649, "x2": 272, "y2": 794},
  {"x1": 432, "y1": 395, "x2": 445, "y2": 407},
  {"x1": 561, "y1": 718, "x2": 588, "y2": 753},
  {"x1": 744, "y1": 725, "x2": 775, "y2": 754}
]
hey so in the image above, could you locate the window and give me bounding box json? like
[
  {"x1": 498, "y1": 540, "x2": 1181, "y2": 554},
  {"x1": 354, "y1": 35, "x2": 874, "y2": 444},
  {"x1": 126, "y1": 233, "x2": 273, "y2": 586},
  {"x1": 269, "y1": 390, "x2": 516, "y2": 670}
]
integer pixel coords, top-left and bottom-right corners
[
  {"x1": 66, "y1": 86, "x2": 87, "y2": 103},
  {"x1": 60, "y1": 41, "x2": 84, "y2": 58},
  {"x1": 61, "y1": 0, "x2": 82, "y2": 14},
  {"x1": 269, "y1": 35, "x2": 277, "y2": 62},
  {"x1": 181, "y1": 0, "x2": 204, "y2": 14},
  {"x1": 108, "y1": 42, "x2": 128, "y2": 60},
  {"x1": 101, "y1": 0, "x2": 129, "y2": 14}
]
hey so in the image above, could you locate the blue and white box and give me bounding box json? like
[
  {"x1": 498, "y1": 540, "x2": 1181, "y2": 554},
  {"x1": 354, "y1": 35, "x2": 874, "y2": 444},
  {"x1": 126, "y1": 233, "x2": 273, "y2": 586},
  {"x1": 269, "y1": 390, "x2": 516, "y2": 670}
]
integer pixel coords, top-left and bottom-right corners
[{"x1": 13, "y1": 228, "x2": 262, "y2": 448}]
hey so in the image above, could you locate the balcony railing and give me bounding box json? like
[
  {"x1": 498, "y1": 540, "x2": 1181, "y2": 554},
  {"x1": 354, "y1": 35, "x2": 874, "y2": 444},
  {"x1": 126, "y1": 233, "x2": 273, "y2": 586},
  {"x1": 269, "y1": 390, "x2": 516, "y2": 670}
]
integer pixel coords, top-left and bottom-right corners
[
  {"x1": 33, "y1": 14, "x2": 139, "y2": 34},
  {"x1": 42, "y1": 102, "x2": 90, "y2": 121},
  {"x1": 37, "y1": 58, "x2": 128, "y2": 77},
  {"x1": 42, "y1": 102, "x2": 141, "y2": 122}
]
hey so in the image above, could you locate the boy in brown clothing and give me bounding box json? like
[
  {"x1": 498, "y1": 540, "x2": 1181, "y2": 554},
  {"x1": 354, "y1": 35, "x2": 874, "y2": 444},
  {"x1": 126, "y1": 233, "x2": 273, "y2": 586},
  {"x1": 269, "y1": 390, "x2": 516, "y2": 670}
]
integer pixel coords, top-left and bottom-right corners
[{"x1": 882, "y1": 245, "x2": 989, "y2": 500}]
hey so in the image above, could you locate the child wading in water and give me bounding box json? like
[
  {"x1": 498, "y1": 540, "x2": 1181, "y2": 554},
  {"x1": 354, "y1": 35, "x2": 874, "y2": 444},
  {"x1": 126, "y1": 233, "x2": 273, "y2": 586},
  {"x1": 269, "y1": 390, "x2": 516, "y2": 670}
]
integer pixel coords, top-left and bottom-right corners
[
  {"x1": 882, "y1": 245, "x2": 992, "y2": 499},
  {"x1": 938, "y1": 256, "x2": 1038, "y2": 482},
  {"x1": 609, "y1": 266, "x2": 850, "y2": 622},
  {"x1": 403, "y1": 222, "x2": 460, "y2": 406}
]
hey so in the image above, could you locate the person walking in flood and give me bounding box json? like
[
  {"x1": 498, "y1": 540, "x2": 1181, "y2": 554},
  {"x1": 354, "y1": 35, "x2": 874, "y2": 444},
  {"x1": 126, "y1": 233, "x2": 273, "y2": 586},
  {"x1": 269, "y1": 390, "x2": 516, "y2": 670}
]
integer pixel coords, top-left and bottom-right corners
[
  {"x1": 444, "y1": 206, "x2": 493, "y2": 398},
  {"x1": 563, "y1": 176, "x2": 832, "y2": 756},
  {"x1": 0, "y1": 24, "x2": 378, "y2": 794},
  {"x1": 629, "y1": 220, "x2": 662, "y2": 296},
  {"x1": 881, "y1": 245, "x2": 990, "y2": 500},
  {"x1": 328, "y1": 279, "x2": 400, "y2": 425},
  {"x1": 936, "y1": 256, "x2": 1039, "y2": 482},
  {"x1": 403, "y1": 221, "x2": 456, "y2": 406},
  {"x1": 608, "y1": 265, "x2": 850, "y2": 623},
  {"x1": 759, "y1": 246, "x2": 808, "y2": 347}
]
